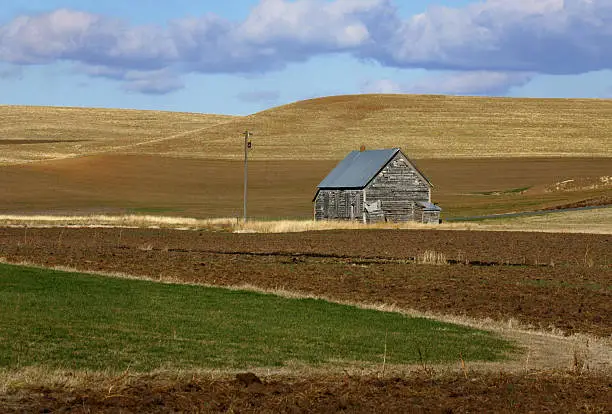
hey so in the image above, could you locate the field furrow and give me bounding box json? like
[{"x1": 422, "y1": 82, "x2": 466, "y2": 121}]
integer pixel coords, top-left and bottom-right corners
[{"x1": 1, "y1": 227, "x2": 609, "y2": 337}]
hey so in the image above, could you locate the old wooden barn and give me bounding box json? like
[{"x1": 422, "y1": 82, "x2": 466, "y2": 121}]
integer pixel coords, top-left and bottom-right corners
[{"x1": 313, "y1": 148, "x2": 441, "y2": 224}]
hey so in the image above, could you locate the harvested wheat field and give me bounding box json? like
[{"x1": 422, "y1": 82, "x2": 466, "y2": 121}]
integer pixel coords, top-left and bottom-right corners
[
  {"x1": 478, "y1": 208, "x2": 612, "y2": 234},
  {"x1": 0, "y1": 105, "x2": 235, "y2": 164},
  {"x1": 2, "y1": 95, "x2": 612, "y2": 165},
  {"x1": 0, "y1": 154, "x2": 609, "y2": 218},
  {"x1": 2, "y1": 95, "x2": 610, "y2": 219},
  {"x1": 133, "y1": 95, "x2": 612, "y2": 160}
]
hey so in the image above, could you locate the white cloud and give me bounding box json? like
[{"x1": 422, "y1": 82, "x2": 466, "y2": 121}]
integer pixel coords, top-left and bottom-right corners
[
  {"x1": 80, "y1": 65, "x2": 184, "y2": 94},
  {"x1": 407, "y1": 71, "x2": 534, "y2": 95},
  {"x1": 361, "y1": 79, "x2": 405, "y2": 94},
  {"x1": 238, "y1": 0, "x2": 380, "y2": 49},
  {"x1": 362, "y1": 71, "x2": 533, "y2": 96},
  {"x1": 121, "y1": 69, "x2": 184, "y2": 95},
  {"x1": 377, "y1": 0, "x2": 612, "y2": 74},
  {"x1": 0, "y1": 9, "x2": 176, "y2": 67},
  {"x1": 0, "y1": 9, "x2": 100, "y2": 64},
  {"x1": 1, "y1": 1, "x2": 611, "y2": 94}
]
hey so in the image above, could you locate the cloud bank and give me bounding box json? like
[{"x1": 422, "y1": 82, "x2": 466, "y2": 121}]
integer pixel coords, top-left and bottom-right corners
[
  {"x1": 1, "y1": 0, "x2": 610, "y2": 94},
  {"x1": 362, "y1": 71, "x2": 534, "y2": 96}
]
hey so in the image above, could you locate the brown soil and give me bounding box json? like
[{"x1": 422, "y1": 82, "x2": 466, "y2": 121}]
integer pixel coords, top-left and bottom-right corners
[
  {"x1": 1, "y1": 227, "x2": 610, "y2": 412},
  {"x1": 0, "y1": 155, "x2": 336, "y2": 219},
  {"x1": 0, "y1": 155, "x2": 609, "y2": 218},
  {"x1": 421, "y1": 158, "x2": 612, "y2": 217},
  {"x1": 2, "y1": 371, "x2": 610, "y2": 413},
  {"x1": 0, "y1": 228, "x2": 610, "y2": 337},
  {"x1": 542, "y1": 195, "x2": 612, "y2": 210},
  {"x1": 542, "y1": 175, "x2": 612, "y2": 193}
]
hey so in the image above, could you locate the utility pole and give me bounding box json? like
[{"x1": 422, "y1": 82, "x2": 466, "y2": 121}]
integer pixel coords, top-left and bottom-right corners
[{"x1": 243, "y1": 130, "x2": 252, "y2": 221}]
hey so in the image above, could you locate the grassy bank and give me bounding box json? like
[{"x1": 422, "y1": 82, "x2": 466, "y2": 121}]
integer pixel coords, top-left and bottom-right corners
[
  {"x1": 1, "y1": 210, "x2": 610, "y2": 234},
  {"x1": 0, "y1": 264, "x2": 513, "y2": 372}
]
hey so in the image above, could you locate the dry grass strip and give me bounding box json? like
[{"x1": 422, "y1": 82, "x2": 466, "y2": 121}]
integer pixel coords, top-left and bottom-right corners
[{"x1": 0, "y1": 212, "x2": 610, "y2": 234}]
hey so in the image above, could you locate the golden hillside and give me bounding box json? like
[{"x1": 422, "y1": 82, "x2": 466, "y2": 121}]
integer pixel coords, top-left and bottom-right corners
[
  {"x1": 2, "y1": 94, "x2": 612, "y2": 163},
  {"x1": 118, "y1": 94, "x2": 612, "y2": 160},
  {"x1": 0, "y1": 105, "x2": 235, "y2": 164}
]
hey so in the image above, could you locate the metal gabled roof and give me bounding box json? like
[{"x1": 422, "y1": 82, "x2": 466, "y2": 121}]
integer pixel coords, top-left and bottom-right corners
[
  {"x1": 417, "y1": 201, "x2": 442, "y2": 211},
  {"x1": 317, "y1": 148, "x2": 400, "y2": 189}
]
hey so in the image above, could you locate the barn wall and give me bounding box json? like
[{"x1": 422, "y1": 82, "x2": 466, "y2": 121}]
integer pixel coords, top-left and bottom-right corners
[
  {"x1": 421, "y1": 210, "x2": 441, "y2": 224},
  {"x1": 314, "y1": 189, "x2": 362, "y2": 220},
  {"x1": 364, "y1": 153, "x2": 430, "y2": 222}
]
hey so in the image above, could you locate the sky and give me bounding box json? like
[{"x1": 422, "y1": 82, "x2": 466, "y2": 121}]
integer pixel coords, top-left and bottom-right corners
[{"x1": 1, "y1": 0, "x2": 611, "y2": 115}]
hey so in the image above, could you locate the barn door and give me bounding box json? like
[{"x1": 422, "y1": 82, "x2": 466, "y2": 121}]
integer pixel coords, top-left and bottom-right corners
[
  {"x1": 322, "y1": 193, "x2": 329, "y2": 219},
  {"x1": 349, "y1": 192, "x2": 358, "y2": 220}
]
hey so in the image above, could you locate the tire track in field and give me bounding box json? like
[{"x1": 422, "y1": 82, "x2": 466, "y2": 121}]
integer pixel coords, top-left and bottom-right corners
[
  {"x1": 102, "y1": 117, "x2": 238, "y2": 154},
  {"x1": 120, "y1": 245, "x2": 554, "y2": 268},
  {"x1": 0, "y1": 118, "x2": 238, "y2": 166}
]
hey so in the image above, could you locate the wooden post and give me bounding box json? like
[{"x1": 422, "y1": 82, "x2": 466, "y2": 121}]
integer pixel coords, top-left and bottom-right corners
[{"x1": 243, "y1": 130, "x2": 252, "y2": 222}]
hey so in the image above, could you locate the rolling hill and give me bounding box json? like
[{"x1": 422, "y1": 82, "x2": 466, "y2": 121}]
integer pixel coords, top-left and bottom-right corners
[
  {"x1": 1, "y1": 94, "x2": 611, "y2": 164},
  {"x1": 0, "y1": 105, "x2": 235, "y2": 164},
  {"x1": 1, "y1": 95, "x2": 610, "y2": 219},
  {"x1": 137, "y1": 94, "x2": 612, "y2": 160}
]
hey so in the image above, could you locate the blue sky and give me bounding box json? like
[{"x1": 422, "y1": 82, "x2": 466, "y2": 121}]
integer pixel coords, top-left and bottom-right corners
[{"x1": 1, "y1": 0, "x2": 611, "y2": 115}]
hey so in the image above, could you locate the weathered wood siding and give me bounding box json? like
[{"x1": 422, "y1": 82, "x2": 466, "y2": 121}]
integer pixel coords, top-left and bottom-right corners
[
  {"x1": 421, "y1": 210, "x2": 441, "y2": 224},
  {"x1": 364, "y1": 153, "x2": 430, "y2": 222},
  {"x1": 314, "y1": 189, "x2": 362, "y2": 221},
  {"x1": 314, "y1": 151, "x2": 436, "y2": 223}
]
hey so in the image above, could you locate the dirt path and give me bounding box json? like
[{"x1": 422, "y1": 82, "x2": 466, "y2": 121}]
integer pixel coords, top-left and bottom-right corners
[{"x1": 104, "y1": 118, "x2": 236, "y2": 154}]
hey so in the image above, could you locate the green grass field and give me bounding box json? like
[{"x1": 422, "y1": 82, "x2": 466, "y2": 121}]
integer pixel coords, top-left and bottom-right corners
[{"x1": 0, "y1": 264, "x2": 514, "y2": 372}]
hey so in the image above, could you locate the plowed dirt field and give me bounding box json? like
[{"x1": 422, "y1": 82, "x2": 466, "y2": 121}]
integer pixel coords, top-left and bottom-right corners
[
  {"x1": 1, "y1": 228, "x2": 609, "y2": 337},
  {"x1": 2, "y1": 371, "x2": 610, "y2": 413},
  {"x1": 1, "y1": 227, "x2": 611, "y2": 413}
]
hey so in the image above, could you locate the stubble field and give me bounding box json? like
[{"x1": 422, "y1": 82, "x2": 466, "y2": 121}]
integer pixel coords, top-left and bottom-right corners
[
  {"x1": 1, "y1": 95, "x2": 610, "y2": 219},
  {"x1": 0, "y1": 155, "x2": 609, "y2": 219},
  {"x1": 0, "y1": 105, "x2": 235, "y2": 164},
  {"x1": 3, "y1": 95, "x2": 612, "y2": 164}
]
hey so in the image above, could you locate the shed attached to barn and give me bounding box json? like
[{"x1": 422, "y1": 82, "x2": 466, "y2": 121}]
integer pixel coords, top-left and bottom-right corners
[{"x1": 313, "y1": 148, "x2": 441, "y2": 223}]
